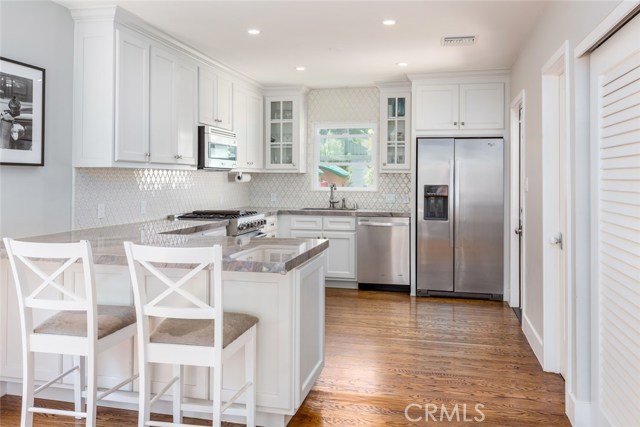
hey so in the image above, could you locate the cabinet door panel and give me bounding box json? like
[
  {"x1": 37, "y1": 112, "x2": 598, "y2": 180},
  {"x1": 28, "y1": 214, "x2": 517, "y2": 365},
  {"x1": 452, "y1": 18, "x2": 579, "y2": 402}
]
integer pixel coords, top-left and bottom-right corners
[
  {"x1": 290, "y1": 216, "x2": 323, "y2": 230},
  {"x1": 459, "y1": 83, "x2": 504, "y2": 130},
  {"x1": 323, "y1": 231, "x2": 356, "y2": 279},
  {"x1": 216, "y1": 74, "x2": 234, "y2": 130},
  {"x1": 198, "y1": 68, "x2": 217, "y2": 126},
  {"x1": 415, "y1": 85, "x2": 459, "y2": 131},
  {"x1": 175, "y1": 60, "x2": 197, "y2": 165},
  {"x1": 246, "y1": 91, "x2": 264, "y2": 169},
  {"x1": 115, "y1": 28, "x2": 149, "y2": 163},
  {"x1": 290, "y1": 230, "x2": 322, "y2": 240},
  {"x1": 150, "y1": 47, "x2": 176, "y2": 164}
]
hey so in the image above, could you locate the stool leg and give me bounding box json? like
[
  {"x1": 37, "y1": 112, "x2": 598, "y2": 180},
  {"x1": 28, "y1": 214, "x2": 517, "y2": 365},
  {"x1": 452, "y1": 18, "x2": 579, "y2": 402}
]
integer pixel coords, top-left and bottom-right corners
[
  {"x1": 21, "y1": 351, "x2": 34, "y2": 427},
  {"x1": 85, "y1": 353, "x2": 97, "y2": 427},
  {"x1": 73, "y1": 355, "x2": 85, "y2": 418},
  {"x1": 244, "y1": 327, "x2": 257, "y2": 427},
  {"x1": 172, "y1": 364, "x2": 183, "y2": 424},
  {"x1": 139, "y1": 360, "x2": 151, "y2": 427},
  {"x1": 212, "y1": 364, "x2": 222, "y2": 427}
]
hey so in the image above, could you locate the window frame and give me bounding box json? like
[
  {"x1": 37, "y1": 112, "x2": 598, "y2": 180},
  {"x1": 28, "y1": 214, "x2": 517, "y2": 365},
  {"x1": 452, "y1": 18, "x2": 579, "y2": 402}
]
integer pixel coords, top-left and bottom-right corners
[{"x1": 312, "y1": 122, "x2": 378, "y2": 192}]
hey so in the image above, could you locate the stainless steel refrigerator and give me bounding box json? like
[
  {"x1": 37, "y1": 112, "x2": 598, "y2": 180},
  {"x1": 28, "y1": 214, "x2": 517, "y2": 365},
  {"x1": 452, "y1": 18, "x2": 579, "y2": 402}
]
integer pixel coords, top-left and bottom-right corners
[{"x1": 416, "y1": 138, "x2": 504, "y2": 299}]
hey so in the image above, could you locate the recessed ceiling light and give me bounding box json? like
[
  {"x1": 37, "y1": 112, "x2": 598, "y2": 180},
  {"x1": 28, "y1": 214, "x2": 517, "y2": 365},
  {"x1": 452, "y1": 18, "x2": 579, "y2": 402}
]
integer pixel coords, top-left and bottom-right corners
[
  {"x1": 397, "y1": 62, "x2": 408, "y2": 67},
  {"x1": 382, "y1": 19, "x2": 396, "y2": 26},
  {"x1": 295, "y1": 66, "x2": 306, "y2": 71},
  {"x1": 247, "y1": 29, "x2": 261, "y2": 35}
]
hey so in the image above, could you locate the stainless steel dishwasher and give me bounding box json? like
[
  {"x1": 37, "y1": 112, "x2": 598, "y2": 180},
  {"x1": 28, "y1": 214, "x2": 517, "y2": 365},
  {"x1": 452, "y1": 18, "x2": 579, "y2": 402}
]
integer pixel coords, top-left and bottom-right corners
[{"x1": 357, "y1": 217, "x2": 410, "y2": 290}]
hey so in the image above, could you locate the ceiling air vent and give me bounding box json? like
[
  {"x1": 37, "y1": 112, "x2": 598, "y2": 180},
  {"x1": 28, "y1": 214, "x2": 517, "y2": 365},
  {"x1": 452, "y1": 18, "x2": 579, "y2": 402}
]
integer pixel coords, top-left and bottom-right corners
[{"x1": 441, "y1": 36, "x2": 477, "y2": 47}]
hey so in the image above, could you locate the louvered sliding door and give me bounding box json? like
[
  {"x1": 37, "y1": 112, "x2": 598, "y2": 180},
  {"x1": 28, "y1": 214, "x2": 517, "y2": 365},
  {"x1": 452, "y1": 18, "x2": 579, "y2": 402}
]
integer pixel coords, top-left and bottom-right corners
[{"x1": 590, "y1": 12, "x2": 640, "y2": 427}]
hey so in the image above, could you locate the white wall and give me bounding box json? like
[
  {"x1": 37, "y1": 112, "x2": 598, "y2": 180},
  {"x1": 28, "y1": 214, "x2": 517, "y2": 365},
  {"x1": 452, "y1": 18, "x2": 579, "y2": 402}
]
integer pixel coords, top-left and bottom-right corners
[
  {"x1": 509, "y1": 0, "x2": 619, "y2": 417},
  {"x1": 0, "y1": 0, "x2": 74, "y2": 238}
]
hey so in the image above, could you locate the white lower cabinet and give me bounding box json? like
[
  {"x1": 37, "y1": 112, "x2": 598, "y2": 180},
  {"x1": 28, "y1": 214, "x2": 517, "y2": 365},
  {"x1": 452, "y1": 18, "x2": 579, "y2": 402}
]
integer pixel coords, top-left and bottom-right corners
[
  {"x1": 286, "y1": 215, "x2": 356, "y2": 280},
  {"x1": 322, "y1": 231, "x2": 356, "y2": 279}
]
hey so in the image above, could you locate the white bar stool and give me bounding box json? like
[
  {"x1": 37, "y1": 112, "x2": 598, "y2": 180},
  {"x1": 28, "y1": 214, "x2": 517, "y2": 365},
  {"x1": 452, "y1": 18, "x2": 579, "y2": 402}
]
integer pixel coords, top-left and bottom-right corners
[
  {"x1": 3, "y1": 238, "x2": 138, "y2": 427},
  {"x1": 124, "y1": 242, "x2": 257, "y2": 427}
]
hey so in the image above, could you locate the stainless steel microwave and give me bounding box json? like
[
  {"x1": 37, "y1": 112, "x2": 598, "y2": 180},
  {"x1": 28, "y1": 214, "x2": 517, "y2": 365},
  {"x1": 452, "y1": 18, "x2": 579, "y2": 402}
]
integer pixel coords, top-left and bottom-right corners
[{"x1": 197, "y1": 125, "x2": 237, "y2": 170}]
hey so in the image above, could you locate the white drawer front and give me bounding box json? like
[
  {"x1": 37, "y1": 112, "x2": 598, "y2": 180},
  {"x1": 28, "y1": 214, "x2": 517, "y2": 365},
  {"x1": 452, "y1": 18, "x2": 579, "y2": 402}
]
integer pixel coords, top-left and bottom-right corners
[
  {"x1": 322, "y1": 216, "x2": 356, "y2": 231},
  {"x1": 290, "y1": 216, "x2": 323, "y2": 230}
]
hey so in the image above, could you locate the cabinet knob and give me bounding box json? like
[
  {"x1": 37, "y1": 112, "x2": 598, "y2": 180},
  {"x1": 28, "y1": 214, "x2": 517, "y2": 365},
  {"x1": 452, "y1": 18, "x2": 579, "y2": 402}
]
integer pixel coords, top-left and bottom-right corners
[
  {"x1": 461, "y1": 121, "x2": 465, "y2": 126},
  {"x1": 453, "y1": 121, "x2": 458, "y2": 126},
  {"x1": 383, "y1": 162, "x2": 387, "y2": 166}
]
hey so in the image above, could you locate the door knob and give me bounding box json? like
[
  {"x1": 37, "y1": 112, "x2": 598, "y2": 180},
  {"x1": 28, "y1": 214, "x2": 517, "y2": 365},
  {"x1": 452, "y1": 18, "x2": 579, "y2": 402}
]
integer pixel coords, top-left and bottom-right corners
[{"x1": 551, "y1": 233, "x2": 563, "y2": 250}]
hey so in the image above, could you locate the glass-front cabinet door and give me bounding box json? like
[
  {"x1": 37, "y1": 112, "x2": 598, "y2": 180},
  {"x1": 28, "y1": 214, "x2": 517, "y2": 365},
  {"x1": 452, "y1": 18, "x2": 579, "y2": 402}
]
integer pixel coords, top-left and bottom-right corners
[
  {"x1": 380, "y1": 89, "x2": 411, "y2": 172},
  {"x1": 265, "y1": 95, "x2": 305, "y2": 171}
]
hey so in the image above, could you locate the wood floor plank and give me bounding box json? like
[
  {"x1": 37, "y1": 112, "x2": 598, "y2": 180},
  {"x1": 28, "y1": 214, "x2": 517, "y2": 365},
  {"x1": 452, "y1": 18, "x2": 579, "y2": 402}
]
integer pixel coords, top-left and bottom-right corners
[{"x1": 0, "y1": 289, "x2": 569, "y2": 426}]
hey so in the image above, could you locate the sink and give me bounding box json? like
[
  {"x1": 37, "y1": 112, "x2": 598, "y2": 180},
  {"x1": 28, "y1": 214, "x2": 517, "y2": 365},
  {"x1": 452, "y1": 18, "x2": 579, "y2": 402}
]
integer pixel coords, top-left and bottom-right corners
[{"x1": 301, "y1": 207, "x2": 357, "y2": 211}]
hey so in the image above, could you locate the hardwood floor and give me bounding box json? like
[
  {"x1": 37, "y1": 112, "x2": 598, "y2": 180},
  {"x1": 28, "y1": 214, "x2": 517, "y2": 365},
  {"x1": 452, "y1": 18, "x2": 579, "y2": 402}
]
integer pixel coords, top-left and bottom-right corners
[{"x1": 0, "y1": 289, "x2": 569, "y2": 426}]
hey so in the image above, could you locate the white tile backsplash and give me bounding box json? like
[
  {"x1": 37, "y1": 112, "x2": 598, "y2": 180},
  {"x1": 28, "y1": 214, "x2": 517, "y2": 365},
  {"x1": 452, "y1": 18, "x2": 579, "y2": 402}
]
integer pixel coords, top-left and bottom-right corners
[{"x1": 74, "y1": 168, "x2": 250, "y2": 229}]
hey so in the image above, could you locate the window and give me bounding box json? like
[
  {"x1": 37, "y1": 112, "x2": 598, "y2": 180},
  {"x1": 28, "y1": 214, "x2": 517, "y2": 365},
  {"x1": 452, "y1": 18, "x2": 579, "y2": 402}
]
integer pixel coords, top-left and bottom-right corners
[{"x1": 313, "y1": 123, "x2": 377, "y2": 191}]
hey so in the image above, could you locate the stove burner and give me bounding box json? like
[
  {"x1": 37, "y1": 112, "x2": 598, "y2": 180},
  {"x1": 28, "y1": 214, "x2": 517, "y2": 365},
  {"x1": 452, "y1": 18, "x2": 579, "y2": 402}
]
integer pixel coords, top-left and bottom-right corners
[{"x1": 178, "y1": 210, "x2": 258, "y2": 220}]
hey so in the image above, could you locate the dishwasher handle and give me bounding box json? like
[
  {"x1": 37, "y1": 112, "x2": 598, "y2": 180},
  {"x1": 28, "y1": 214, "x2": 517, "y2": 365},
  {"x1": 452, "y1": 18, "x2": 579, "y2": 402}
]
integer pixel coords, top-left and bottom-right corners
[{"x1": 358, "y1": 222, "x2": 408, "y2": 227}]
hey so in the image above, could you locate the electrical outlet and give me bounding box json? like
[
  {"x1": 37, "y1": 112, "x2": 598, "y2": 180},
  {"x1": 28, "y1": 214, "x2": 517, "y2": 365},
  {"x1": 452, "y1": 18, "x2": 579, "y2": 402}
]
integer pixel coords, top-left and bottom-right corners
[
  {"x1": 140, "y1": 200, "x2": 147, "y2": 215},
  {"x1": 97, "y1": 203, "x2": 106, "y2": 219},
  {"x1": 270, "y1": 193, "x2": 278, "y2": 202},
  {"x1": 385, "y1": 194, "x2": 396, "y2": 204}
]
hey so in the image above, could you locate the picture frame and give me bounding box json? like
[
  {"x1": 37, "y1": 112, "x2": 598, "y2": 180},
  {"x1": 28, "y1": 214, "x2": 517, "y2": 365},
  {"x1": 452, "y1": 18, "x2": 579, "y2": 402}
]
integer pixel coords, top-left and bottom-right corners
[{"x1": 0, "y1": 57, "x2": 45, "y2": 166}]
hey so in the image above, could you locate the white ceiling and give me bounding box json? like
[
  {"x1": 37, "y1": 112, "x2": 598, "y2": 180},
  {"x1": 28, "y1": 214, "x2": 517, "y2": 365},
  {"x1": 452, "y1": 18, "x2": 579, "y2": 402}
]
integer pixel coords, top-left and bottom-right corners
[{"x1": 58, "y1": 1, "x2": 549, "y2": 88}]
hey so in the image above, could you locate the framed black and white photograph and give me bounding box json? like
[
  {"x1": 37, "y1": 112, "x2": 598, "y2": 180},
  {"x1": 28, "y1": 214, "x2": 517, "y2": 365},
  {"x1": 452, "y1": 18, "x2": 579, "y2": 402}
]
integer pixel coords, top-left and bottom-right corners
[{"x1": 0, "y1": 57, "x2": 45, "y2": 166}]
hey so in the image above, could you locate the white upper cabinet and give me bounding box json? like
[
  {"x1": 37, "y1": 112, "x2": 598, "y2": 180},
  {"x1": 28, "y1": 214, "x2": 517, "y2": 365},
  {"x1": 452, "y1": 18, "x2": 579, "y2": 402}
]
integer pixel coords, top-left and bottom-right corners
[
  {"x1": 412, "y1": 75, "x2": 507, "y2": 135},
  {"x1": 198, "y1": 67, "x2": 233, "y2": 130},
  {"x1": 264, "y1": 87, "x2": 308, "y2": 173},
  {"x1": 379, "y1": 87, "x2": 411, "y2": 172},
  {"x1": 234, "y1": 85, "x2": 264, "y2": 171},
  {"x1": 459, "y1": 83, "x2": 504, "y2": 130},
  {"x1": 114, "y1": 26, "x2": 150, "y2": 163},
  {"x1": 415, "y1": 84, "x2": 459, "y2": 131},
  {"x1": 71, "y1": 7, "x2": 259, "y2": 169},
  {"x1": 150, "y1": 47, "x2": 198, "y2": 165}
]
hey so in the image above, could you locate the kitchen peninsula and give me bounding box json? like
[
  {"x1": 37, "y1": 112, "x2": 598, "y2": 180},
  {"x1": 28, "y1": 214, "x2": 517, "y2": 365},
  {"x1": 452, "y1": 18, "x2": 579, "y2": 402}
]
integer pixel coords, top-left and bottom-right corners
[{"x1": 0, "y1": 219, "x2": 328, "y2": 427}]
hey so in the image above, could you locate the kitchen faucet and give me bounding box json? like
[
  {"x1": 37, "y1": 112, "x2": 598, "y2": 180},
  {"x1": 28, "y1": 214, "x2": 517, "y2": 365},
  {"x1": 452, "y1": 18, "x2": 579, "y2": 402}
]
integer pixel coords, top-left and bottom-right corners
[{"x1": 329, "y1": 184, "x2": 340, "y2": 208}]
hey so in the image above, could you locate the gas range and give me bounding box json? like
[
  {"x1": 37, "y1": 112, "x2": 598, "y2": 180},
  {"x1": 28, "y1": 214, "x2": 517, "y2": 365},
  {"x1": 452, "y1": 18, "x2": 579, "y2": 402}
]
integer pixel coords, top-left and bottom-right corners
[{"x1": 176, "y1": 210, "x2": 266, "y2": 236}]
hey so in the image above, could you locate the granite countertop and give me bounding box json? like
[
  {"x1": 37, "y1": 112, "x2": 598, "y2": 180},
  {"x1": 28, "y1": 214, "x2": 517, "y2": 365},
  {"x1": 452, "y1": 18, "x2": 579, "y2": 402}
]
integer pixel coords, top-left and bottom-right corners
[
  {"x1": 246, "y1": 207, "x2": 410, "y2": 218},
  {"x1": 4, "y1": 220, "x2": 329, "y2": 274}
]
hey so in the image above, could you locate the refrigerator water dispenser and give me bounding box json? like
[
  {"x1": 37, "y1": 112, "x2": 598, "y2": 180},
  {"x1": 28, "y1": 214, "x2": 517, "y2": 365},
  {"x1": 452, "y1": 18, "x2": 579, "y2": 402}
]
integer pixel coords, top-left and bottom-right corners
[{"x1": 424, "y1": 185, "x2": 448, "y2": 220}]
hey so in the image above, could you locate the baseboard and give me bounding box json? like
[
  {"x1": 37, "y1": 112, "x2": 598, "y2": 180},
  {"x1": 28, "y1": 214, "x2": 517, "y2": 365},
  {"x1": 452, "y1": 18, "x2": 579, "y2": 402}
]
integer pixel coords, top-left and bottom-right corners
[
  {"x1": 0, "y1": 380, "x2": 6, "y2": 397},
  {"x1": 566, "y1": 389, "x2": 592, "y2": 427},
  {"x1": 325, "y1": 280, "x2": 358, "y2": 289},
  {"x1": 522, "y1": 312, "x2": 544, "y2": 367}
]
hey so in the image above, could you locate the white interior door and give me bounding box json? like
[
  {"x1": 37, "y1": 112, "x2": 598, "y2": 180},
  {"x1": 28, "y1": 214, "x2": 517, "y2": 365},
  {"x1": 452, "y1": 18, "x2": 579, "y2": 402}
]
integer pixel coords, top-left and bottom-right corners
[
  {"x1": 590, "y1": 12, "x2": 640, "y2": 427},
  {"x1": 557, "y1": 71, "x2": 567, "y2": 379}
]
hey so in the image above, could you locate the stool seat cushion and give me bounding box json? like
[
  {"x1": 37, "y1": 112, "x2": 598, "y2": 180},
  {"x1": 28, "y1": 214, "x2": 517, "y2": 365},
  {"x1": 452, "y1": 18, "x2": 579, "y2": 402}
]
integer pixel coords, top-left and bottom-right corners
[
  {"x1": 150, "y1": 312, "x2": 258, "y2": 348},
  {"x1": 34, "y1": 305, "x2": 136, "y2": 339}
]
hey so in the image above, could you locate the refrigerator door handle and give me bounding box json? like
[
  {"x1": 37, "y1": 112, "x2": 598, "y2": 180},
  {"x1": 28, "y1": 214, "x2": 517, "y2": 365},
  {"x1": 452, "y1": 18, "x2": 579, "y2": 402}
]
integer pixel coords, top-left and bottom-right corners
[
  {"x1": 455, "y1": 160, "x2": 461, "y2": 248},
  {"x1": 449, "y1": 160, "x2": 454, "y2": 248}
]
